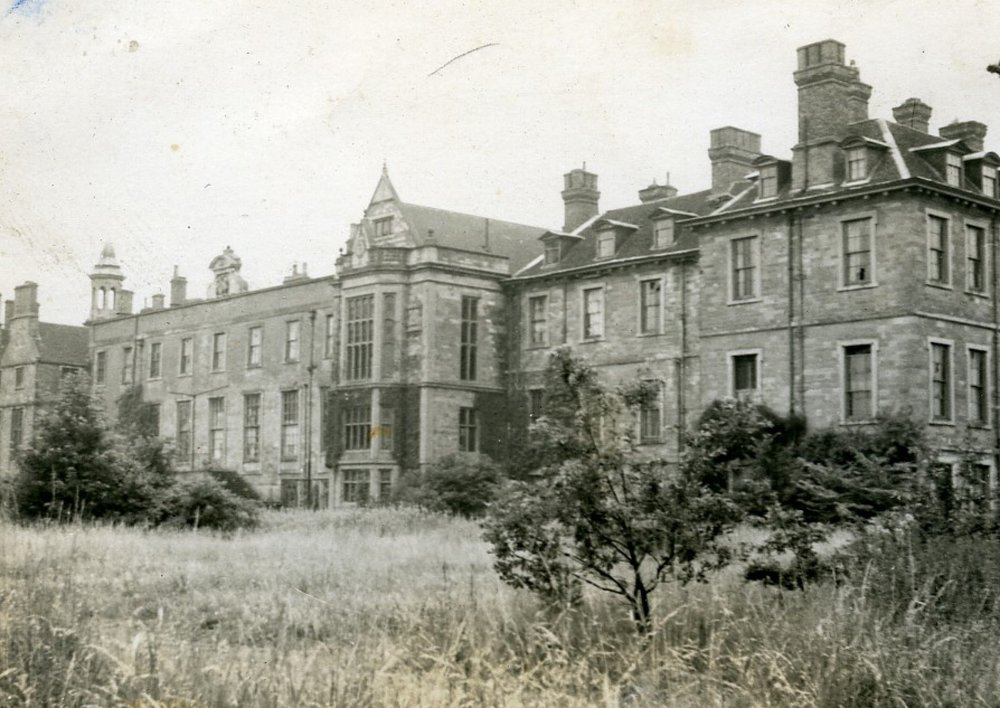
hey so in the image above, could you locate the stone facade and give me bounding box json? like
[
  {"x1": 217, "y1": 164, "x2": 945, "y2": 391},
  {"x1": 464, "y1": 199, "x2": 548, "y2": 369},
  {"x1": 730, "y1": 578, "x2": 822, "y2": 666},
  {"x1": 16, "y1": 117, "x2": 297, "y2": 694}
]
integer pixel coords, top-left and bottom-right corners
[
  {"x1": 5, "y1": 38, "x2": 1000, "y2": 500},
  {"x1": 0, "y1": 283, "x2": 89, "y2": 477}
]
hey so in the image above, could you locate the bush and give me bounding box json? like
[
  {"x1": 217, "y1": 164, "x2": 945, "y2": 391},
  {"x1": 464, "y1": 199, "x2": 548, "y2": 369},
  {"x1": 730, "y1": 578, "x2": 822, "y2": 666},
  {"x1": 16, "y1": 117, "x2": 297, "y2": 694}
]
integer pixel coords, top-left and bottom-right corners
[
  {"x1": 13, "y1": 372, "x2": 258, "y2": 532},
  {"x1": 396, "y1": 455, "x2": 501, "y2": 517},
  {"x1": 155, "y1": 476, "x2": 260, "y2": 532},
  {"x1": 205, "y1": 468, "x2": 263, "y2": 502},
  {"x1": 13, "y1": 372, "x2": 172, "y2": 523}
]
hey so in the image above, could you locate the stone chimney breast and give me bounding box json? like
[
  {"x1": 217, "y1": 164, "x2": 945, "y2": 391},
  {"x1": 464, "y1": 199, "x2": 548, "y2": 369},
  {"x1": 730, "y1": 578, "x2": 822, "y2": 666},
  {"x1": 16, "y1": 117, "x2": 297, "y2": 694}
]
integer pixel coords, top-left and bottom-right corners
[
  {"x1": 892, "y1": 98, "x2": 933, "y2": 134},
  {"x1": 708, "y1": 127, "x2": 762, "y2": 196},
  {"x1": 940, "y1": 120, "x2": 988, "y2": 152},
  {"x1": 638, "y1": 180, "x2": 679, "y2": 204},
  {"x1": 561, "y1": 166, "x2": 600, "y2": 232},
  {"x1": 170, "y1": 266, "x2": 187, "y2": 307},
  {"x1": 13, "y1": 282, "x2": 39, "y2": 319}
]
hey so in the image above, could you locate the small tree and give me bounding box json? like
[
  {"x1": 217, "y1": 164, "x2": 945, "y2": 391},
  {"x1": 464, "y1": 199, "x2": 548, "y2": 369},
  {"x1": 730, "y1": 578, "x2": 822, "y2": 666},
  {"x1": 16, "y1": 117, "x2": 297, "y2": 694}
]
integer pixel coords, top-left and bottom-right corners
[
  {"x1": 14, "y1": 372, "x2": 259, "y2": 530},
  {"x1": 14, "y1": 372, "x2": 170, "y2": 522},
  {"x1": 483, "y1": 349, "x2": 741, "y2": 632}
]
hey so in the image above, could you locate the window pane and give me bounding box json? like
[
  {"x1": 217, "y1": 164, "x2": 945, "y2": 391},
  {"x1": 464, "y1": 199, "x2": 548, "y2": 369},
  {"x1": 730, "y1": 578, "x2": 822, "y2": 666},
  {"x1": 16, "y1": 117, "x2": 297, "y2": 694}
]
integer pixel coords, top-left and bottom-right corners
[
  {"x1": 842, "y1": 218, "x2": 872, "y2": 285},
  {"x1": 844, "y1": 345, "x2": 873, "y2": 421},
  {"x1": 640, "y1": 280, "x2": 661, "y2": 334},
  {"x1": 583, "y1": 288, "x2": 603, "y2": 338},
  {"x1": 345, "y1": 296, "x2": 374, "y2": 380}
]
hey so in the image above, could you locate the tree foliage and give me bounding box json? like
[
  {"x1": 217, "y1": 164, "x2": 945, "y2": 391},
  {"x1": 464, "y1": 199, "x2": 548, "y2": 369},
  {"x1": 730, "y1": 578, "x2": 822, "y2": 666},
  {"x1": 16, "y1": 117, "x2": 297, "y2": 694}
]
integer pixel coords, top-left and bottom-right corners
[
  {"x1": 396, "y1": 454, "x2": 502, "y2": 517},
  {"x1": 483, "y1": 348, "x2": 741, "y2": 631},
  {"x1": 13, "y1": 372, "x2": 258, "y2": 530}
]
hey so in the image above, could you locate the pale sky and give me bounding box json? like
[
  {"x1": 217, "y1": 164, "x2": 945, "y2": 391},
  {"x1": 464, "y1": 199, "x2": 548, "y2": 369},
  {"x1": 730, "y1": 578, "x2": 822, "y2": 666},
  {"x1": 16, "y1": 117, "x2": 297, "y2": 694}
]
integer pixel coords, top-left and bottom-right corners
[{"x1": 3, "y1": 0, "x2": 1000, "y2": 324}]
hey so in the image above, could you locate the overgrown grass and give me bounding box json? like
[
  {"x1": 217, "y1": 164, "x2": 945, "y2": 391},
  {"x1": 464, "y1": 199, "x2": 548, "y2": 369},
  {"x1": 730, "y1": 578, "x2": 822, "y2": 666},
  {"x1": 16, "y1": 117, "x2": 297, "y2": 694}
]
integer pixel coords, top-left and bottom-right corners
[{"x1": 2, "y1": 508, "x2": 1000, "y2": 706}]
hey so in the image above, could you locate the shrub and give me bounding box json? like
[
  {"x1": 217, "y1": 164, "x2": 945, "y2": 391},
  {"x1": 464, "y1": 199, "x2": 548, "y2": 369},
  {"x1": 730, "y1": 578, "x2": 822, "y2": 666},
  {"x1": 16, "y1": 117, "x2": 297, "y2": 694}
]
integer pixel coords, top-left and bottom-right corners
[
  {"x1": 13, "y1": 372, "x2": 172, "y2": 523},
  {"x1": 155, "y1": 476, "x2": 260, "y2": 532},
  {"x1": 205, "y1": 467, "x2": 263, "y2": 502},
  {"x1": 396, "y1": 454, "x2": 501, "y2": 517}
]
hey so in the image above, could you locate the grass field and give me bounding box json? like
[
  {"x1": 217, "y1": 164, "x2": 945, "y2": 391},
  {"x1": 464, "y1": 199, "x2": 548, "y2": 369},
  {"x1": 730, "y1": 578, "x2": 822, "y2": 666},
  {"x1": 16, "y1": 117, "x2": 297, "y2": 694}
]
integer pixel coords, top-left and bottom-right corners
[{"x1": 3, "y1": 507, "x2": 1000, "y2": 707}]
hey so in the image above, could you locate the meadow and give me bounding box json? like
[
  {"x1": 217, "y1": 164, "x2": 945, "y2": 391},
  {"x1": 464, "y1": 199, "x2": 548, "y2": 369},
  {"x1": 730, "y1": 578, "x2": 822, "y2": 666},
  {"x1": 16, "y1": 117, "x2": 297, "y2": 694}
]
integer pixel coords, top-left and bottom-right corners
[{"x1": 3, "y1": 507, "x2": 1000, "y2": 707}]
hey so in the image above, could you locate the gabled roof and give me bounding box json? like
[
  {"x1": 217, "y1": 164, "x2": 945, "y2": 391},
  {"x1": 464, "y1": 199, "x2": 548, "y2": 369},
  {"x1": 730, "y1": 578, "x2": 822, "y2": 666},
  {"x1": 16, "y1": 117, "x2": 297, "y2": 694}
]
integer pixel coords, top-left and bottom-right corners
[
  {"x1": 515, "y1": 189, "x2": 713, "y2": 277},
  {"x1": 37, "y1": 323, "x2": 89, "y2": 366},
  {"x1": 397, "y1": 202, "x2": 547, "y2": 272}
]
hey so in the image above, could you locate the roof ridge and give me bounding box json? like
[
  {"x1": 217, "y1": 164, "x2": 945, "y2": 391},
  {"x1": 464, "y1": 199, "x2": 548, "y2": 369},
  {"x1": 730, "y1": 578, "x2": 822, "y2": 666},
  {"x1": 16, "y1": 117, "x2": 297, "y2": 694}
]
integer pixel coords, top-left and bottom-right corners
[{"x1": 399, "y1": 201, "x2": 545, "y2": 230}]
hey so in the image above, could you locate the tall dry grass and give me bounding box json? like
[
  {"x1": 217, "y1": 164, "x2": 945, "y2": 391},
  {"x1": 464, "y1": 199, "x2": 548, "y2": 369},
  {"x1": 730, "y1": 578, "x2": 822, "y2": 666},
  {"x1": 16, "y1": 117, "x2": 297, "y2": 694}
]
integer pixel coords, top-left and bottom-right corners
[{"x1": 2, "y1": 507, "x2": 1000, "y2": 707}]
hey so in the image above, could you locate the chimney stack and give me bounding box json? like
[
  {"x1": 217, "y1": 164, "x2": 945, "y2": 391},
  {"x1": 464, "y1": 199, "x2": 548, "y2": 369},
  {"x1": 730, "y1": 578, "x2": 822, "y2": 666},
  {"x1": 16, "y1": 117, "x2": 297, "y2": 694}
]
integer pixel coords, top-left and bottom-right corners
[
  {"x1": 170, "y1": 266, "x2": 187, "y2": 307},
  {"x1": 638, "y1": 179, "x2": 679, "y2": 204},
  {"x1": 151, "y1": 293, "x2": 165, "y2": 309},
  {"x1": 13, "y1": 282, "x2": 39, "y2": 319},
  {"x1": 3, "y1": 299, "x2": 13, "y2": 326},
  {"x1": 892, "y1": 98, "x2": 933, "y2": 134},
  {"x1": 792, "y1": 40, "x2": 871, "y2": 190},
  {"x1": 708, "y1": 127, "x2": 761, "y2": 196},
  {"x1": 116, "y1": 290, "x2": 134, "y2": 316},
  {"x1": 940, "y1": 121, "x2": 988, "y2": 152},
  {"x1": 561, "y1": 166, "x2": 600, "y2": 232}
]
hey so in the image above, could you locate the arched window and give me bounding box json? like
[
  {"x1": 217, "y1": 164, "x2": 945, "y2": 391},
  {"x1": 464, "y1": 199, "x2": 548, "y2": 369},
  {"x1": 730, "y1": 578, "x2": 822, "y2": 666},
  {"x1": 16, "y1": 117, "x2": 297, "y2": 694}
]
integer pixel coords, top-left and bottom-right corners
[
  {"x1": 108, "y1": 288, "x2": 116, "y2": 310},
  {"x1": 97, "y1": 287, "x2": 106, "y2": 309}
]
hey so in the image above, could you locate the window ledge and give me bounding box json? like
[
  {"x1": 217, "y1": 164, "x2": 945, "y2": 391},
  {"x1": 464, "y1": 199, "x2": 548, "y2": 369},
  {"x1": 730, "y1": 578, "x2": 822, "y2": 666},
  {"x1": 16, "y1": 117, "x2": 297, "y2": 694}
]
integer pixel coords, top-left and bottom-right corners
[
  {"x1": 840, "y1": 419, "x2": 875, "y2": 427},
  {"x1": 837, "y1": 282, "x2": 879, "y2": 293},
  {"x1": 727, "y1": 297, "x2": 762, "y2": 306},
  {"x1": 929, "y1": 419, "x2": 956, "y2": 427},
  {"x1": 526, "y1": 343, "x2": 550, "y2": 351},
  {"x1": 579, "y1": 337, "x2": 605, "y2": 344},
  {"x1": 964, "y1": 289, "x2": 990, "y2": 299},
  {"x1": 636, "y1": 331, "x2": 665, "y2": 338},
  {"x1": 177, "y1": 373, "x2": 192, "y2": 378},
  {"x1": 925, "y1": 281, "x2": 954, "y2": 291}
]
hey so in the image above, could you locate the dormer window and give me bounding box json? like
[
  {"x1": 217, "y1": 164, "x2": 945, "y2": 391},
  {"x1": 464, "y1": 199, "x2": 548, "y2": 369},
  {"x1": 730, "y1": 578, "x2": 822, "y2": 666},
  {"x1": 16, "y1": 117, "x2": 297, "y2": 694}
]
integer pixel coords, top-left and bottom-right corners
[
  {"x1": 759, "y1": 166, "x2": 778, "y2": 198},
  {"x1": 544, "y1": 240, "x2": 560, "y2": 265},
  {"x1": 846, "y1": 147, "x2": 867, "y2": 181},
  {"x1": 946, "y1": 153, "x2": 963, "y2": 187},
  {"x1": 374, "y1": 216, "x2": 393, "y2": 237},
  {"x1": 983, "y1": 166, "x2": 998, "y2": 198},
  {"x1": 596, "y1": 231, "x2": 616, "y2": 258},
  {"x1": 652, "y1": 219, "x2": 675, "y2": 249}
]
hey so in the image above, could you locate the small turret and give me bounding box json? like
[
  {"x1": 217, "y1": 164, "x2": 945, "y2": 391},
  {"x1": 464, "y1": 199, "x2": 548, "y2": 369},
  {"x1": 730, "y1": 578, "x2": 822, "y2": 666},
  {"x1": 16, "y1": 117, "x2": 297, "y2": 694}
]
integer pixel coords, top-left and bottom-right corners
[{"x1": 89, "y1": 243, "x2": 127, "y2": 321}]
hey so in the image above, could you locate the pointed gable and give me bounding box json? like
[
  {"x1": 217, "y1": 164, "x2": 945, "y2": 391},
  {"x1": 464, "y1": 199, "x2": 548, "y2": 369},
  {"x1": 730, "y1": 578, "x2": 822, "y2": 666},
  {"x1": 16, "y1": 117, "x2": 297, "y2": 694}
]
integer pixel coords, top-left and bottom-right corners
[{"x1": 367, "y1": 164, "x2": 401, "y2": 208}]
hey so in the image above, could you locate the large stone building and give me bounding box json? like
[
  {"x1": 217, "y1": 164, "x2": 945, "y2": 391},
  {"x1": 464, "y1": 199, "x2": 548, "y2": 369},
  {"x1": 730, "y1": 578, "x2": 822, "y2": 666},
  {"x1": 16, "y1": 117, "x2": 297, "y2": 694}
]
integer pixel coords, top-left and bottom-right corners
[
  {"x1": 0, "y1": 283, "x2": 89, "y2": 475},
  {"x1": 81, "y1": 168, "x2": 545, "y2": 506},
  {"x1": 4, "y1": 38, "x2": 1000, "y2": 501}
]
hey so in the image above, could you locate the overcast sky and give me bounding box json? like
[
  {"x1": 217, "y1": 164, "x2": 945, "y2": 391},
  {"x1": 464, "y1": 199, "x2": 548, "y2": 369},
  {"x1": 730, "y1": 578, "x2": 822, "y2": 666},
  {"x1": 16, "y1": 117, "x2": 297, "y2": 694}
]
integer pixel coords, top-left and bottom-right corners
[{"x1": 2, "y1": 0, "x2": 1000, "y2": 324}]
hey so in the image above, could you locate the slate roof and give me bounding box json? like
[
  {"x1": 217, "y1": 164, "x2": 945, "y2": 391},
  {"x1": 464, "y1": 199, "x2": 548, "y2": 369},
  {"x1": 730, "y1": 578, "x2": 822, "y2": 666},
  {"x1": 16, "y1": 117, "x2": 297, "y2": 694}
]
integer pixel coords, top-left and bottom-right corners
[
  {"x1": 514, "y1": 189, "x2": 713, "y2": 278},
  {"x1": 37, "y1": 323, "x2": 89, "y2": 366},
  {"x1": 701, "y1": 119, "x2": 993, "y2": 216},
  {"x1": 398, "y1": 202, "x2": 547, "y2": 273}
]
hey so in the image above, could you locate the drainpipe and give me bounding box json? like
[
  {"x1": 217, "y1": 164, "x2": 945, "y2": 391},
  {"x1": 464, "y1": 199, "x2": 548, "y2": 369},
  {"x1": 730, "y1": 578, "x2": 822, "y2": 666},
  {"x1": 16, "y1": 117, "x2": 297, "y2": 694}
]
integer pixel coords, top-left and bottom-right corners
[
  {"x1": 797, "y1": 212, "x2": 806, "y2": 414},
  {"x1": 306, "y1": 309, "x2": 317, "y2": 509},
  {"x1": 787, "y1": 211, "x2": 796, "y2": 414},
  {"x1": 991, "y1": 215, "x2": 1000, "y2": 494},
  {"x1": 676, "y1": 259, "x2": 688, "y2": 455}
]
